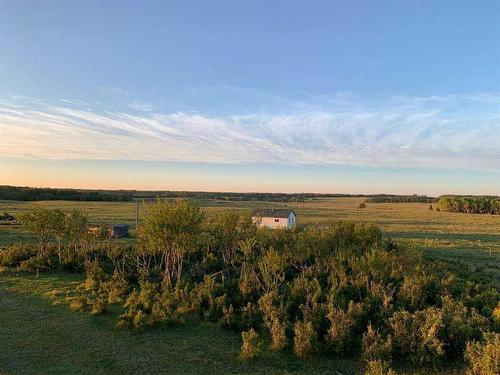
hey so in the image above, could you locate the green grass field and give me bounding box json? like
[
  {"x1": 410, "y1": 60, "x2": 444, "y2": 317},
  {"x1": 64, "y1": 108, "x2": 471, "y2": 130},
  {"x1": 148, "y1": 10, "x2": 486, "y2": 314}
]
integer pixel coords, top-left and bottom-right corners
[
  {"x1": 0, "y1": 198, "x2": 498, "y2": 374},
  {"x1": 1, "y1": 197, "x2": 499, "y2": 283}
]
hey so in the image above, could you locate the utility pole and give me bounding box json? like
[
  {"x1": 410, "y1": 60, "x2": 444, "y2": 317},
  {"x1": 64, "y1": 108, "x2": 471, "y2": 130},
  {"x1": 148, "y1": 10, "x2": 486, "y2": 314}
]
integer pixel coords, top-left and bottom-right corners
[{"x1": 136, "y1": 200, "x2": 139, "y2": 227}]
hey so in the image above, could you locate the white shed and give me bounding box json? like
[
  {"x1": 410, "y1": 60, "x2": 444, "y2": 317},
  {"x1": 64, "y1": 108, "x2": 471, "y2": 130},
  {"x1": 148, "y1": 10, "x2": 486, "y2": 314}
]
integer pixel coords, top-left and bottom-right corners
[{"x1": 252, "y1": 209, "x2": 297, "y2": 229}]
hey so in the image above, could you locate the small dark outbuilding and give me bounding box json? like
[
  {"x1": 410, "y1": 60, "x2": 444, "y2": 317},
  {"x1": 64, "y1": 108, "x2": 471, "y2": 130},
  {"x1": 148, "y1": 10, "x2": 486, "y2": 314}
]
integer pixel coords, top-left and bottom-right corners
[
  {"x1": 111, "y1": 224, "x2": 129, "y2": 238},
  {"x1": 0, "y1": 212, "x2": 16, "y2": 221}
]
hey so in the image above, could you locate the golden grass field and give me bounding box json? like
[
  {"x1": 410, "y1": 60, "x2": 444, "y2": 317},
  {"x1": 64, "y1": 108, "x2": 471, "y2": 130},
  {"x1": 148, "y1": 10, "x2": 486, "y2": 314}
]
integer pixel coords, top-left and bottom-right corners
[{"x1": 1, "y1": 197, "x2": 499, "y2": 283}]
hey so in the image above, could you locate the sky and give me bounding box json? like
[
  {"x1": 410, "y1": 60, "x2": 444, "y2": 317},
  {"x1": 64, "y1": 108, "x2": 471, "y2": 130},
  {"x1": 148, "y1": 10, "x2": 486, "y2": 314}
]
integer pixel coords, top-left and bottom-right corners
[{"x1": 0, "y1": 0, "x2": 499, "y2": 195}]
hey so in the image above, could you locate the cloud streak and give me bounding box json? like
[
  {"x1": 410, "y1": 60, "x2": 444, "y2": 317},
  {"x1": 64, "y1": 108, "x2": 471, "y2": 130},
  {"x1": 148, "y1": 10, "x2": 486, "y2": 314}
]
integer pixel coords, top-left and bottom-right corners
[
  {"x1": 128, "y1": 101, "x2": 155, "y2": 112},
  {"x1": 0, "y1": 94, "x2": 499, "y2": 171}
]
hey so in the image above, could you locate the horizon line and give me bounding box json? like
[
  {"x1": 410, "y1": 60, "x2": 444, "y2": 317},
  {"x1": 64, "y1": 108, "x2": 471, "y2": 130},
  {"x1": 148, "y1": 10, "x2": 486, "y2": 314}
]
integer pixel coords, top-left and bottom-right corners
[{"x1": 3, "y1": 184, "x2": 499, "y2": 198}]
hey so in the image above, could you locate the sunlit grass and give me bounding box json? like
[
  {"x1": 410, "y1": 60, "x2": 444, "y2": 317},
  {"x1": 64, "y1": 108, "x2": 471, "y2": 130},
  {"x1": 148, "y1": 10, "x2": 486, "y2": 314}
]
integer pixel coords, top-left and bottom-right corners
[{"x1": 1, "y1": 197, "x2": 498, "y2": 284}]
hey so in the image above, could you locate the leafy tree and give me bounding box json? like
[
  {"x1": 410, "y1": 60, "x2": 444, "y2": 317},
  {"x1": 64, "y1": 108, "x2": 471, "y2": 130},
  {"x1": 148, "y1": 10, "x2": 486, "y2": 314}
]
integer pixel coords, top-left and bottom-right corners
[
  {"x1": 137, "y1": 200, "x2": 205, "y2": 287},
  {"x1": 20, "y1": 207, "x2": 88, "y2": 263},
  {"x1": 208, "y1": 211, "x2": 256, "y2": 273},
  {"x1": 63, "y1": 209, "x2": 88, "y2": 253},
  {"x1": 21, "y1": 207, "x2": 61, "y2": 256}
]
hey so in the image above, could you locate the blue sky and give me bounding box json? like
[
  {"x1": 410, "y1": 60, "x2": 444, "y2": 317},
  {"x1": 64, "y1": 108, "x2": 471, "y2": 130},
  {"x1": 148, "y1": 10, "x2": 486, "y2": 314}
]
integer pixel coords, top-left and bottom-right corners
[{"x1": 0, "y1": 0, "x2": 499, "y2": 194}]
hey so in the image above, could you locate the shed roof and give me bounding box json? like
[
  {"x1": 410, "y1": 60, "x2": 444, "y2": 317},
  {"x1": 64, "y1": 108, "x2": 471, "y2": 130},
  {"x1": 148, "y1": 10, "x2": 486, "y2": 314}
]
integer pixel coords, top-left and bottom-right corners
[{"x1": 252, "y1": 208, "x2": 296, "y2": 218}]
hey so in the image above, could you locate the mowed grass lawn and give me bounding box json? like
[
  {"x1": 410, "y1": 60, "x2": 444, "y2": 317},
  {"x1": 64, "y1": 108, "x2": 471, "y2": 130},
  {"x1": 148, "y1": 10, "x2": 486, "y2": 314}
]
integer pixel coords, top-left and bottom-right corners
[
  {"x1": 0, "y1": 272, "x2": 360, "y2": 375},
  {"x1": 1, "y1": 197, "x2": 499, "y2": 283}
]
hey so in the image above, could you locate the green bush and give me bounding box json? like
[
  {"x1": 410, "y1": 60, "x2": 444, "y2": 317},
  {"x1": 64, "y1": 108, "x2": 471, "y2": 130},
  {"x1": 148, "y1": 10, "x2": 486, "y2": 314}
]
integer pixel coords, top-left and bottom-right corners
[
  {"x1": 239, "y1": 269, "x2": 260, "y2": 297},
  {"x1": 0, "y1": 244, "x2": 36, "y2": 267},
  {"x1": 441, "y1": 296, "x2": 488, "y2": 357},
  {"x1": 269, "y1": 319, "x2": 288, "y2": 351},
  {"x1": 191, "y1": 275, "x2": 226, "y2": 322},
  {"x1": 219, "y1": 304, "x2": 236, "y2": 328},
  {"x1": 294, "y1": 320, "x2": 316, "y2": 359},
  {"x1": 81, "y1": 261, "x2": 106, "y2": 291},
  {"x1": 117, "y1": 281, "x2": 185, "y2": 330},
  {"x1": 364, "y1": 360, "x2": 397, "y2": 375},
  {"x1": 240, "y1": 328, "x2": 260, "y2": 360},
  {"x1": 290, "y1": 276, "x2": 321, "y2": 312},
  {"x1": 390, "y1": 308, "x2": 444, "y2": 365},
  {"x1": 90, "y1": 296, "x2": 107, "y2": 315},
  {"x1": 99, "y1": 272, "x2": 130, "y2": 304},
  {"x1": 362, "y1": 324, "x2": 393, "y2": 363},
  {"x1": 18, "y1": 254, "x2": 55, "y2": 273},
  {"x1": 493, "y1": 302, "x2": 500, "y2": 330},
  {"x1": 258, "y1": 290, "x2": 289, "y2": 351},
  {"x1": 325, "y1": 302, "x2": 361, "y2": 354},
  {"x1": 464, "y1": 332, "x2": 500, "y2": 375},
  {"x1": 118, "y1": 281, "x2": 159, "y2": 329},
  {"x1": 69, "y1": 296, "x2": 90, "y2": 312},
  {"x1": 240, "y1": 302, "x2": 262, "y2": 330},
  {"x1": 398, "y1": 271, "x2": 440, "y2": 310}
]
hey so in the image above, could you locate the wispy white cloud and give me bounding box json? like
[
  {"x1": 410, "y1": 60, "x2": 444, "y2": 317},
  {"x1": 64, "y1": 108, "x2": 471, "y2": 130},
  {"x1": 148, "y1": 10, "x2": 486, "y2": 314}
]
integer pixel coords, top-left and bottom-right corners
[
  {"x1": 96, "y1": 86, "x2": 132, "y2": 96},
  {"x1": 61, "y1": 98, "x2": 86, "y2": 106},
  {"x1": 0, "y1": 93, "x2": 498, "y2": 171},
  {"x1": 128, "y1": 101, "x2": 155, "y2": 112}
]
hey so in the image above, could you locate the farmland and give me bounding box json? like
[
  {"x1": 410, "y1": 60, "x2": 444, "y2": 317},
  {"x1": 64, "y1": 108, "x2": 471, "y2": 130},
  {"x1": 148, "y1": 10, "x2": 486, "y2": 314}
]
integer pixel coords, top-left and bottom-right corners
[
  {"x1": 0, "y1": 197, "x2": 499, "y2": 375},
  {"x1": 1, "y1": 197, "x2": 499, "y2": 284}
]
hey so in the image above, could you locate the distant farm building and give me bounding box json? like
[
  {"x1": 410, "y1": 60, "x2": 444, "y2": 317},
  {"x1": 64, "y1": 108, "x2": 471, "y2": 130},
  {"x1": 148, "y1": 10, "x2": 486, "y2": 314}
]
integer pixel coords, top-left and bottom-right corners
[
  {"x1": 252, "y1": 209, "x2": 296, "y2": 229},
  {"x1": 111, "y1": 224, "x2": 130, "y2": 238}
]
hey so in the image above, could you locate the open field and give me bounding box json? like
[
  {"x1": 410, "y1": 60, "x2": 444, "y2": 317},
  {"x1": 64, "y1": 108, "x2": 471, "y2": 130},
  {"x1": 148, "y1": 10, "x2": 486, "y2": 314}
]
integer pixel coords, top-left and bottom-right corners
[
  {"x1": 1, "y1": 197, "x2": 499, "y2": 284},
  {"x1": 0, "y1": 272, "x2": 467, "y2": 375},
  {"x1": 0, "y1": 197, "x2": 498, "y2": 374}
]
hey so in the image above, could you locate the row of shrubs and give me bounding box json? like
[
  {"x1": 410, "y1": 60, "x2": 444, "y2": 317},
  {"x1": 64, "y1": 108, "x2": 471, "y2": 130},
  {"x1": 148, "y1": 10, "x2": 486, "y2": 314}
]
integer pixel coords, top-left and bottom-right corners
[
  {"x1": 437, "y1": 196, "x2": 500, "y2": 215},
  {"x1": 1, "y1": 202, "x2": 498, "y2": 374}
]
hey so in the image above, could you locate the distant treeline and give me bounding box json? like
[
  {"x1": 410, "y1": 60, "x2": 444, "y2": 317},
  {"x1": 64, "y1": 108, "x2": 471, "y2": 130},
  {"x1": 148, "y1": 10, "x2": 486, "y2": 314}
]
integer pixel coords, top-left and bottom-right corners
[
  {"x1": 0, "y1": 186, "x2": 133, "y2": 202},
  {"x1": 437, "y1": 195, "x2": 500, "y2": 215},
  {"x1": 0, "y1": 185, "x2": 367, "y2": 203},
  {"x1": 365, "y1": 194, "x2": 437, "y2": 203}
]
